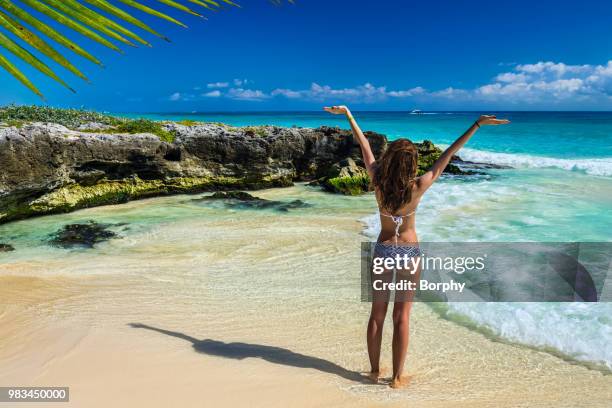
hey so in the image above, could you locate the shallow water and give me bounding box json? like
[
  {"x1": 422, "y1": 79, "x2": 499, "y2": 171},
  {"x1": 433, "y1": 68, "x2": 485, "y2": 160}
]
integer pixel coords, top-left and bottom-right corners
[{"x1": 1, "y1": 174, "x2": 611, "y2": 373}]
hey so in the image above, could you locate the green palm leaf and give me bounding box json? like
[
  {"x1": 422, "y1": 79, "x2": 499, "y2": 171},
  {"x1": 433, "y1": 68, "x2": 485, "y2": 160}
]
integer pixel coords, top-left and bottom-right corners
[
  {"x1": 0, "y1": 30, "x2": 74, "y2": 92},
  {"x1": 0, "y1": 52, "x2": 43, "y2": 98},
  {"x1": 83, "y1": 0, "x2": 170, "y2": 42},
  {"x1": 156, "y1": 0, "x2": 204, "y2": 18},
  {"x1": 20, "y1": 0, "x2": 125, "y2": 52},
  {"x1": 117, "y1": 0, "x2": 188, "y2": 28},
  {"x1": 0, "y1": 0, "x2": 294, "y2": 99},
  {"x1": 38, "y1": 0, "x2": 137, "y2": 49},
  {"x1": 0, "y1": 1, "x2": 104, "y2": 66},
  {"x1": 187, "y1": 0, "x2": 218, "y2": 11},
  {"x1": 0, "y1": 10, "x2": 89, "y2": 82},
  {"x1": 55, "y1": 0, "x2": 152, "y2": 47}
]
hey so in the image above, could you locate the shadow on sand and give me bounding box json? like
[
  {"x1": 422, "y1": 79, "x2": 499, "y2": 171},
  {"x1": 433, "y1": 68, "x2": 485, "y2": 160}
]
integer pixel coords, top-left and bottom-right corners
[{"x1": 129, "y1": 323, "x2": 368, "y2": 383}]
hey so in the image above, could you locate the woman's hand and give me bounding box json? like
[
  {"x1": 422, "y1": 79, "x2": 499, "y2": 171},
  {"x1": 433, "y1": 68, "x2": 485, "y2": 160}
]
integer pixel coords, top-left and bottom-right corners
[
  {"x1": 324, "y1": 105, "x2": 351, "y2": 116},
  {"x1": 477, "y1": 115, "x2": 510, "y2": 126},
  {"x1": 324, "y1": 105, "x2": 376, "y2": 174}
]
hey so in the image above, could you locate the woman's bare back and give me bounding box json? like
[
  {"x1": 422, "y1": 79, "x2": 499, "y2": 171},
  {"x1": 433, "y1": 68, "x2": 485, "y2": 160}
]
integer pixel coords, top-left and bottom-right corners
[{"x1": 375, "y1": 183, "x2": 424, "y2": 245}]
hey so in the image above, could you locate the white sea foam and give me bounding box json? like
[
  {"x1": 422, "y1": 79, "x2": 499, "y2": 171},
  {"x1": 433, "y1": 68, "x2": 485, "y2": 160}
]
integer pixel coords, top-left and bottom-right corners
[
  {"x1": 444, "y1": 303, "x2": 612, "y2": 370},
  {"x1": 459, "y1": 148, "x2": 612, "y2": 177}
]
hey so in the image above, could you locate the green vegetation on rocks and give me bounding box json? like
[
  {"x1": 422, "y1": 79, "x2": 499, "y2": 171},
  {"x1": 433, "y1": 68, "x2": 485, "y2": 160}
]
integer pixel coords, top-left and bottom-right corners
[
  {"x1": 324, "y1": 174, "x2": 371, "y2": 196},
  {"x1": 114, "y1": 119, "x2": 175, "y2": 143},
  {"x1": 1, "y1": 119, "x2": 26, "y2": 128},
  {"x1": 0, "y1": 175, "x2": 293, "y2": 223},
  {"x1": 0, "y1": 105, "x2": 176, "y2": 142},
  {"x1": 243, "y1": 126, "x2": 268, "y2": 137},
  {"x1": 176, "y1": 119, "x2": 202, "y2": 126},
  {"x1": 0, "y1": 104, "x2": 123, "y2": 128},
  {"x1": 416, "y1": 140, "x2": 463, "y2": 175}
]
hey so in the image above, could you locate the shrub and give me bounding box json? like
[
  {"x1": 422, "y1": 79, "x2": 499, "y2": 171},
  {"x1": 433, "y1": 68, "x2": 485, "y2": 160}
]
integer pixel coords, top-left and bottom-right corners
[
  {"x1": 0, "y1": 104, "x2": 123, "y2": 128},
  {"x1": 1, "y1": 119, "x2": 25, "y2": 128},
  {"x1": 114, "y1": 119, "x2": 174, "y2": 143},
  {"x1": 244, "y1": 126, "x2": 267, "y2": 137},
  {"x1": 177, "y1": 119, "x2": 201, "y2": 126}
]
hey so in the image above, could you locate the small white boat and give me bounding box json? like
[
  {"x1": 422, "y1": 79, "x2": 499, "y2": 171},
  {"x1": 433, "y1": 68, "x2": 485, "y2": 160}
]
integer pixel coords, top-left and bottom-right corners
[{"x1": 410, "y1": 109, "x2": 423, "y2": 115}]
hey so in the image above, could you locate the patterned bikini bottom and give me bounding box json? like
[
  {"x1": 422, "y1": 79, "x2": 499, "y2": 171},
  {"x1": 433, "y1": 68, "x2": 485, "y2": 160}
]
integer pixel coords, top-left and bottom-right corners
[{"x1": 373, "y1": 243, "x2": 421, "y2": 260}]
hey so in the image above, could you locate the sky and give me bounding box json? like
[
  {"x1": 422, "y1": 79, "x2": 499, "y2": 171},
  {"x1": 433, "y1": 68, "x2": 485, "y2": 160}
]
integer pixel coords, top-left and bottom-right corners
[{"x1": 1, "y1": 0, "x2": 611, "y2": 111}]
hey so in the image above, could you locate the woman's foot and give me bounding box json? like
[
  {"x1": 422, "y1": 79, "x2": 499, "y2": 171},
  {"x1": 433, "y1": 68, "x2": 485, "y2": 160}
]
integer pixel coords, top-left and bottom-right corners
[
  {"x1": 366, "y1": 367, "x2": 386, "y2": 383},
  {"x1": 389, "y1": 375, "x2": 411, "y2": 389}
]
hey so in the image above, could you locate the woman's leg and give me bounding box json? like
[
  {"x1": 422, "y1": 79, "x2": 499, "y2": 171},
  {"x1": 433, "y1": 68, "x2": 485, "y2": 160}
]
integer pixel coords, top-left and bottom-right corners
[
  {"x1": 390, "y1": 300, "x2": 413, "y2": 387},
  {"x1": 367, "y1": 300, "x2": 388, "y2": 379}
]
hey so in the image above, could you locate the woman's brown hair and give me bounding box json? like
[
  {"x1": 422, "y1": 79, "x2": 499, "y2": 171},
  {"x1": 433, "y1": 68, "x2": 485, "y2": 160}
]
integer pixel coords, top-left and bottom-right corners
[{"x1": 372, "y1": 139, "x2": 419, "y2": 214}]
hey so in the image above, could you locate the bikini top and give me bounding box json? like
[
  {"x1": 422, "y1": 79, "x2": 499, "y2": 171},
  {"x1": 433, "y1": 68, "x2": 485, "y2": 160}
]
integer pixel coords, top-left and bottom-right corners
[{"x1": 380, "y1": 209, "x2": 416, "y2": 245}]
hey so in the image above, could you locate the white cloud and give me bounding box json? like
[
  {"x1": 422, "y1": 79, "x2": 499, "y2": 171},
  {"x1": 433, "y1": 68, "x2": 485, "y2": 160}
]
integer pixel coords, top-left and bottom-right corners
[
  {"x1": 271, "y1": 88, "x2": 303, "y2": 98},
  {"x1": 266, "y1": 61, "x2": 612, "y2": 105},
  {"x1": 169, "y1": 61, "x2": 612, "y2": 107},
  {"x1": 387, "y1": 87, "x2": 425, "y2": 97},
  {"x1": 207, "y1": 82, "x2": 229, "y2": 89},
  {"x1": 515, "y1": 62, "x2": 591, "y2": 77},
  {"x1": 431, "y1": 87, "x2": 470, "y2": 99},
  {"x1": 227, "y1": 88, "x2": 269, "y2": 101},
  {"x1": 269, "y1": 83, "x2": 424, "y2": 101},
  {"x1": 271, "y1": 82, "x2": 392, "y2": 102},
  {"x1": 310, "y1": 82, "x2": 389, "y2": 101},
  {"x1": 495, "y1": 72, "x2": 528, "y2": 83},
  {"x1": 203, "y1": 90, "x2": 221, "y2": 97},
  {"x1": 470, "y1": 61, "x2": 612, "y2": 103},
  {"x1": 585, "y1": 61, "x2": 612, "y2": 94}
]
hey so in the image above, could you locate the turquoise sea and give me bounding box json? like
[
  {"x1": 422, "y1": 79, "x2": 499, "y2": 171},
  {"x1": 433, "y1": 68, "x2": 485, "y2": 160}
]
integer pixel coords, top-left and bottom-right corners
[{"x1": 138, "y1": 111, "x2": 612, "y2": 370}]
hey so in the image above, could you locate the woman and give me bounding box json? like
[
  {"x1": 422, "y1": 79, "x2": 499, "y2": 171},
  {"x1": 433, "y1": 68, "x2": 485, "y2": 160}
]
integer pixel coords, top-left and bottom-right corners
[{"x1": 324, "y1": 105, "x2": 509, "y2": 388}]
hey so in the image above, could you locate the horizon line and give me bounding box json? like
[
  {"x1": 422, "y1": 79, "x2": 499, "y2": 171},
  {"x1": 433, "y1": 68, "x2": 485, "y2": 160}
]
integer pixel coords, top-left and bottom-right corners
[{"x1": 110, "y1": 110, "x2": 612, "y2": 115}]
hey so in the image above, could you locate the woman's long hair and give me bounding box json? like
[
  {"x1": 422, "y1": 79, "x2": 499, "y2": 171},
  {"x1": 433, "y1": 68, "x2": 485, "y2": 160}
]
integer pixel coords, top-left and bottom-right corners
[{"x1": 372, "y1": 139, "x2": 419, "y2": 214}]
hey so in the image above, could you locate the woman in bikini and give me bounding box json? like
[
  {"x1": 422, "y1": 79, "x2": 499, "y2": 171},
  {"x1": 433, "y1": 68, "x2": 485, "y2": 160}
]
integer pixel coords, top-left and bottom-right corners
[{"x1": 324, "y1": 105, "x2": 510, "y2": 388}]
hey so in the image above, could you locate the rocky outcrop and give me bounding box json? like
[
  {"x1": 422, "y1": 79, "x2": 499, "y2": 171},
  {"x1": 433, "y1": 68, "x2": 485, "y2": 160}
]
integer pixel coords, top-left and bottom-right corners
[
  {"x1": 0, "y1": 122, "x2": 469, "y2": 224},
  {"x1": 0, "y1": 243, "x2": 15, "y2": 252},
  {"x1": 48, "y1": 221, "x2": 118, "y2": 248},
  {"x1": 194, "y1": 191, "x2": 311, "y2": 212}
]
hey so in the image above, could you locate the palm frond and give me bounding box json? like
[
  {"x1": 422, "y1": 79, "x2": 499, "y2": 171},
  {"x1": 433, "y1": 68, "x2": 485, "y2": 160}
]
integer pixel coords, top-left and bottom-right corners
[
  {"x1": 116, "y1": 0, "x2": 188, "y2": 27},
  {"x1": 0, "y1": 10, "x2": 89, "y2": 81},
  {"x1": 0, "y1": 52, "x2": 43, "y2": 98},
  {"x1": 156, "y1": 0, "x2": 204, "y2": 18},
  {"x1": 83, "y1": 0, "x2": 170, "y2": 42},
  {"x1": 0, "y1": 29, "x2": 74, "y2": 91},
  {"x1": 188, "y1": 0, "x2": 217, "y2": 11},
  {"x1": 20, "y1": 0, "x2": 125, "y2": 52},
  {"x1": 0, "y1": 0, "x2": 295, "y2": 99},
  {"x1": 56, "y1": 0, "x2": 153, "y2": 47},
  {"x1": 0, "y1": 1, "x2": 104, "y2": 66}
]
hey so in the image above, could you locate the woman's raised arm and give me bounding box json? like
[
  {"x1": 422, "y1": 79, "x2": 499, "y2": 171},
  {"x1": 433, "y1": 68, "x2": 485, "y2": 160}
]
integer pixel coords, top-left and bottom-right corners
[
  {"x1": 324, "y1": 105, "x2": 376, "y2": 178},
  {"x1": 418, "y1": 115, "x2": 510, "y2": 191}
]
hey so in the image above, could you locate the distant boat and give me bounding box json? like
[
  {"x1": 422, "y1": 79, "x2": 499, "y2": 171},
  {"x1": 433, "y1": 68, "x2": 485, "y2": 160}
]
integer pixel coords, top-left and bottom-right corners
[{"x1": 410, "y1": 109, "x2": 423, "y2": 115}]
